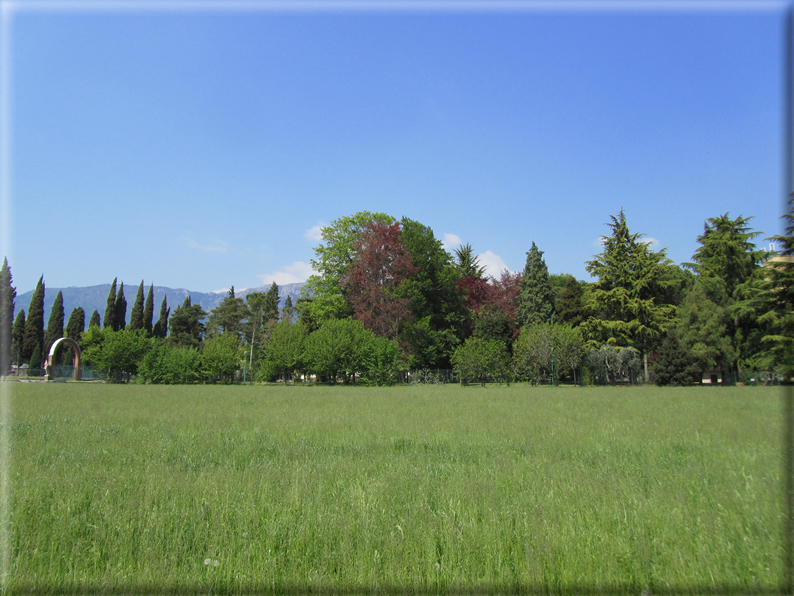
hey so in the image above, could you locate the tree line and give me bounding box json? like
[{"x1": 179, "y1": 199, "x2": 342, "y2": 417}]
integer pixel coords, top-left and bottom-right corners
[{"x1": 1, "y1": 200, "x2": 793, "y2": 385}]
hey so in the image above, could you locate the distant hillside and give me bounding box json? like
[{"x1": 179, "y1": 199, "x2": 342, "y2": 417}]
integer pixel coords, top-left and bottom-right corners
[{"x1": 15, "y1": 282, "x2": 306, "y2": 325}]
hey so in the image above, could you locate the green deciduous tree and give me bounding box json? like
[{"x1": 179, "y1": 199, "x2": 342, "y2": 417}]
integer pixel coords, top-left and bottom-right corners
[
  {"x1": 586, "y1": 345, "x2": 642, "y2": 385},
  {"x1": 0, "y1": 258, "x2": 15, "y2": 374},
  {"x1": 139, "y1": 343, "x2": 202, "y2": 384},
  {"x1": 143, "y1": 284, "x2": 155, "y2": 335},
  {"x1": 44, "y1": 290, "x2": 64, "y2": 356},
  {"x1": 260, "y1": 321, "x2": 308, "y2": 383},
  {"x1": 103, "y1": 278, "x2": 117, "y2": 330},
  {"x1": 22, "y1": 276, "x2": 44, "y2": 361},
  {"x1": 517, "y1": 242, "x2": 556, "y2": 329},
  {"x1": 451, "y1": 336, "x2": 510, "y2": 387},
  {"x1": 128, "y1": 281, "x2": 145, "y2": 331},
  {"x1": 472, "y1": 306, "x2": 513, "y2": 351},
  {"x1": 399, "y1": 217, "x2": 466, "y2": 368},
  {"x1": 201, "y1": 332, "x2": 241, "y2": 384},
  {"x1": 304, "y1": 211, "x2": 395, "y2": 321},
  {"x1": 303, "y1": 317, "x2": 370, "y2": 384},
  {"x1": 512, "y1": 323, "x2": 585, "y2": 384},
  {"x1": 81, "y1": 327, "x2": 153, "y2": 382},
  {"x1": 583, "y1": 210, "x2": 677, "y2": 379}
]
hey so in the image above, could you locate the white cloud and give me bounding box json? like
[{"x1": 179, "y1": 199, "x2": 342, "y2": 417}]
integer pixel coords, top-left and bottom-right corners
[
  {"x1": 258, "y1": 261, "x2": 314, "y2": 285},
  {"x1": 304, "y1": 223, "x2": 325, "y2": 242},
  {"x1": 476, "y1": 250, "x2": 509, "y2": 278},
  {"x1": 441, "y1": 233, "x2": 462, "y2": 252},
  {"x1": 593, "y1": 236, "x2": 608, "y2": 248},
  {"x1": 642, "y1": 237, "x2": 660, "y2": 248},
  {"x1": 184, "y1": 236, "x2": 229, "y2": 253}
]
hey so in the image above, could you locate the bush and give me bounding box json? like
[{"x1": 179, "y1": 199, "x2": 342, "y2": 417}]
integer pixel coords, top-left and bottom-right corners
[
  {"x1": 452, "y1": 337, "x2": 510, "y2": 387},
  {"x1": 139, "y1": 343, "x2": 202, "y2": 384}
]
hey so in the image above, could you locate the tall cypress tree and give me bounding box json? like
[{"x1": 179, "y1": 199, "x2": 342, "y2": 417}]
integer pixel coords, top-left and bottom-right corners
[
  {"x1": 89, "y1": 310, "x2": 101, "y2": 329},
  {"x1": 22, "y1": 276, "x2": 45, "y2": 361},
  {"x1": 44, "y1": 290, "x2": 65, "y2": 355},
  {"x1": 143, "y1": 284, "x2": 154, "y2": 335},
  {"x1": 114, "y1": 282, "x2": 127, "y2": 331},
  {"x1": 0, "y1": 258, "x2": 16, "y2": 374},
  {"x1": 104, "y1": 278, "x2": 117, "y2": 330},
  {"x1": 129, "y1": 281, "x2": 145, "y2": 331},
  {"x1": 11, "y1": 310, "x2": 24, "y2": 366},
  {"x1": 63, "y1": 307, "x2": 86, "y2": 365},
  {"x1": 517, "y1": 242, "x2": 556, "y2": 329},
  {"x1": 153, "y1": 296, "x2": 169, "y2": 339},
  {"x1": 65, "y1": 307, "x2": 85, "y2": 341}
]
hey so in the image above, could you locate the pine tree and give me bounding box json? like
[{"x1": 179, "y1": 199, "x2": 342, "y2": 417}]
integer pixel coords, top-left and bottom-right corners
[
  {"x1": 265, "y1": 282, "x2": 280, "y2": 323},
  {"x1": 129, "y1": 281, "x2": 145, "y2": 331},
  {"x1": 0, "y1": 258, "x2": 16, "y2": 375},
  {"x1": 11, "y1": 310, "x2": 24, "y2": 366},
  {"x1": 44, "y1": 290, "x2": 64, "y2": 355},
  {"x1": 517, "y1": 242, "x2": 556, "y2": 329},
  {"x1": 153, "y1": 296, "x2": 169, "y2": 339},
  {"x1": 89, "y1": 310, "x2": 101, "y2": 329},
  {"x1": 584, "y1": 209, "x2": 677, "y2": 379},
  {"x1": 104, "y1": 278, "x2": 117, "y2": 330},
  {"x1": 65, "y1": 307, "x2": 86, "y2": 341},
  {"x1": 22, "y1": 276, "x2": 44, "y2": 361},
  {"x1": 168, "y1": 296, "x2": 206, "y2": 347},
  {"x1": 114, "y1": 282, "x2": 127, "y2": 330},
  {"x1": 454, "y1": 243, "x2": 486, "y2": 279},
  {"x1": 143, "y1": 284, "x2": 154, "y2": 335}
]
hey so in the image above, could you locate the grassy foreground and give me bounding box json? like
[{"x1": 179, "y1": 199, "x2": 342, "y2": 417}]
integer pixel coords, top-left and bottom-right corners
[{"x1": 4, "y1": 383, "x2": 786, "y2": 594}]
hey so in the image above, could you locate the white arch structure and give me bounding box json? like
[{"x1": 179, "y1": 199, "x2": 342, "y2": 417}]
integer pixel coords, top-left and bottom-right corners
[{"x1": 47, "y1": 337, "x2": 82, "y2": 381}]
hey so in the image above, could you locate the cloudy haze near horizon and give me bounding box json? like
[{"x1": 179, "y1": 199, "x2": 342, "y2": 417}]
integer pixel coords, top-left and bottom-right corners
[{"x1": 4, "y1": 2, "x2": 787, "y2": 295}]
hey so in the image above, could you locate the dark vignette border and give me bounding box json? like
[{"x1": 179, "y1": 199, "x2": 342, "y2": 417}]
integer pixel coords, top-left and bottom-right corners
[{"x1": 1, "y1": 3, "x2": 793, "y2": 595}]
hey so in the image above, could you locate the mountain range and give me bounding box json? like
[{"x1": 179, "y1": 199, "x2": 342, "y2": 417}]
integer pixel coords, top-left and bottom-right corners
[{"x1": 15, "y1": 282, "x2": 306, "y2": 325}]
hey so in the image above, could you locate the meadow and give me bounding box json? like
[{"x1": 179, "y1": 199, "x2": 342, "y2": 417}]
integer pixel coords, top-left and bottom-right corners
[{"x1": 4, "y1": 383, "x2": 786, "y2": 594}]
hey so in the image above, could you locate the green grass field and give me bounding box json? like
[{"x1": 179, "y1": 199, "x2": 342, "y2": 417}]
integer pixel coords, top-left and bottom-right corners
[{"x1": 3, "y1": 383, "x2": 787, "y2": 594}]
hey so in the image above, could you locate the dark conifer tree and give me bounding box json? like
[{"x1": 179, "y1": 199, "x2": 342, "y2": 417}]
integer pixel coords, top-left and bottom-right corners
[
  {"x1": 281, "y1": 295, "x2": 295, "y2": 323},
  {"x1": 265, "y1": 282, "x2": 280, "y2": 323},
  {"x1": 114, "y1": 282, "x2": 127, "y2": 330},
  {"x1": 129, "y1": 281, "x2": 145, "y2": 331},
  {"x1": 30, "y1": 343, "x2": 42, "y2": 371},
  {"x1": 11, "y1": 310, "x2": 24, "y2": 366},
  {"x1": 0, "y1": 258, "x2": 16, "y2": 374},
  {"x1": 89, "y1": 310, "x2": 101, "y2": 329},
  {"x1": 556, "y1": 276, "x2": 586, "y2": 327},
  {"x1": 517, "y1": 242, "x2": 555, "y2": 329},
  {"x1": 104, "y1": 278, "x2": 117, "y2": 330},
  {"x1": 63, "y1": 307, "x2": 86, "y2": 366},
  {"x1": 143, "y1": 284, "x2": 154, "y2": 335},
  {"x1": 44, "y1": 290, "x2": 65, "y2": 355},
  {"x1": 65, "y1": 307, "x2": 85, "y2": 341},
  {"x1": 22, "y1": 276, "x2": 44, "y2": 361},
  {"x1": 153, "y1": 296, "x2": 169, "y2": 339}
]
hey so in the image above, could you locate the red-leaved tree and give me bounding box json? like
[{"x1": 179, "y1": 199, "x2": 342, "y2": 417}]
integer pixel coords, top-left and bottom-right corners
[
  {"x1": 486, "y1": 269, "x2": 522, "y2": 325},
  {"x1": 342, "y1": 221, "x2": 417, "y2": 340}
]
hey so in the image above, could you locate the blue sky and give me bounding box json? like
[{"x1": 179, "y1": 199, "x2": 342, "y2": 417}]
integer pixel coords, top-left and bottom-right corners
[{"x1": 3, "y1": 1, "x2": 788, "y2": 295}]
